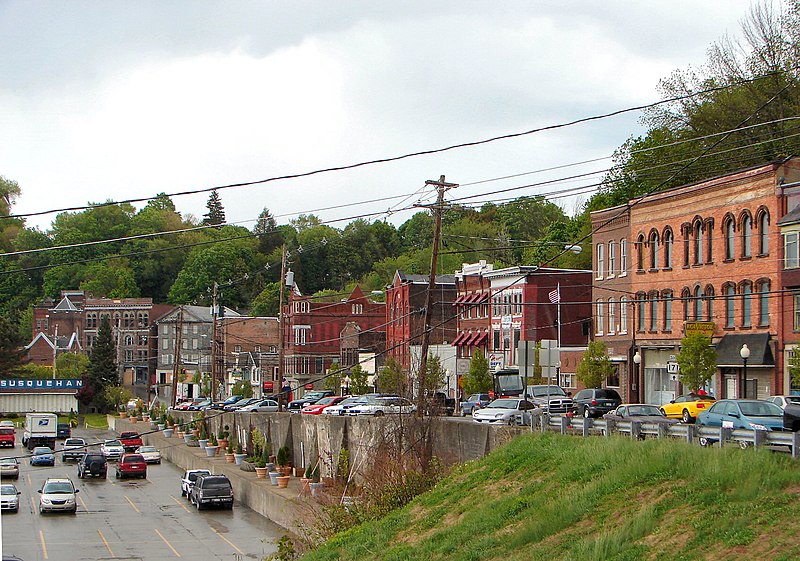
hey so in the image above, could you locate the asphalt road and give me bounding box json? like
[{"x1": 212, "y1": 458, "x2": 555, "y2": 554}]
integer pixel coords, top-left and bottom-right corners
[{"x1": 0, "y1": 426, "x2": 285, "y2": 561}]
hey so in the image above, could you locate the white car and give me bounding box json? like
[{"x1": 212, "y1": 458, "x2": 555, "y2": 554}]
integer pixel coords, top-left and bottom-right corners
[
  {"x1": 136, "y1": 445, "x2": 162, "y2": 464},
  {"x1": 472, "y1": 398, "x2": 536, "y2": 425},
  {"x1": 765, "y1": 395, "x2": 800, "y2": 409},
  {"x1": 181, "y1": 469, "x2": 211, "y2": 498},
  {"x1": 0, "y1": 483, "x2": 20, "y2": 512},
  {"x1": 237, "y1": 399, "x2": 279, "y2": 413},
  {"x1": 62, "y1": 438, "x2": 88, "y2": 462},
  {"x1": 101, "y1": 439, "x2": 125, "y2": 461},
  {"x1": 323, "y1": 396, "x2": 369, "y2": 416},
  {"x1": 348, "y1": 397, "x2": 416, "y2": 417},
  {"x1": 38, "y1": 477, "x2": 79, "y2": 514}
]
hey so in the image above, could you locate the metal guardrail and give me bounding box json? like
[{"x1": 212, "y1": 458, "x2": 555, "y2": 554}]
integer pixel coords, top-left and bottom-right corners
[{"x1": 523, "y1": 413, "x2": 800, "y2": 459}]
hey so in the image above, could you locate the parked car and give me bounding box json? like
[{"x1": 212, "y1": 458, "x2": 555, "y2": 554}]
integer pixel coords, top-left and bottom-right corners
[
  {"x1": 0, "y1": 426, "x2": 15, "y2": 448},
  {"x1": 227, "y1": 397, "x2": 260, "y2": 411},
  {"x1": 181, "y1": 469, "x2": 211, "y2": 498},
  {"x1": 766, "y1": 395, "x2": 800, "y2": 409},
  {"x1": 209, "y1": 395, "x2": 244, "y2": 410},
  {"x1": 472, "y1": 398, "x2": 536, "y2": 425},
  {"x1": 115, "y1": 453, "x2": 147, "y2": 479},
  {"x1": 301, "y1": 395, "x2": 349, "y2": 415},
  {"x1": 660, "y1": 392, "x2": 717, "y2": 423},
  {"x1": 101, "y1": 439, "x2": 125, "y2": 461},
  {"x1": 0, "y1": 458, "x2": 19, "y2": 479},
  {"x1": 187, "y1": 399, "x2": 212, "y2": 411},
  {"x1": 189, "y1": 473, "x2": 234, "y2": 510},
  {"x1": 572, "y1": 388, "x2": 623, "y2": 418},
  {"x1": 348, "y1": 396, "x2": 416, "y2": 416},
  {"x1": 30, "y1": 446, "x2": 55, "y2": 466},
  {"x1": 603, "y1": 404, "x2": 679, "y2": 426},
  {"x1": 0, "y1": 484, "x2": 20, "y2": 512},
  {"x1": 784, "y1": 401, "x2": 800, "y2": 432},
  {"x1": 0, "y1": 420, "x2": 16, "y2": 428},
  {"x1": 56, "y1": 423, "x2": 71, "y2": 439},
  {"x1": 322, "y1": 396, "x2": 368, "y2": 416},
  {"x1": 238, "y1": 399, "x2": 279, "y2": 413},
  {"x1": 136, "y1": 445, "x2": 162, "y2": 464},
  {"x1": 526, "y1": 385, "x2": 574, "y2": 414},
  {"x1": 61, "y1": 437, "x2": 88, "y2": 462},
  {"x1": 287, "y1": 390, "x2": 335, "y2": 412},
  {"x1": 459, "y1": 393, "x2": 492, "y2": 416},
  {"x1": 696, "y1": 399, "x2": 786, "y2": 446},
  {"x1": 174, "y1": 398, "x2": 204, "y2": 411},
  {"x1": 77, "y1": 453, "x2": 107, "y2": 479},
  {"x1": 38, "y1": 477, "x2": 78, "y2": 514},
  {"x1": 118, "y1": 431, "x2": 143, "y2": 451}
]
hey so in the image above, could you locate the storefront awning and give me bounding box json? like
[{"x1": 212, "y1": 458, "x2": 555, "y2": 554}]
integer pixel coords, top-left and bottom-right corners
[
  {"x1": 714, "y1": 333, "x2": 774, "y2": 368},
  {"x1": 452, "y1": 294, "x2": 467, "y2": 306},
  {"x1": 471, "y1": 332, "x2": 488, "y2": 347},
  {"x1": 451, "y1": 331, "x2": 468, "y2": 346}
]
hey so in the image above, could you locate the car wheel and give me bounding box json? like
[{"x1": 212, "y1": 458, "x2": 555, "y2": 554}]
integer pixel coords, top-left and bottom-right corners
[
  {"x1": 374, "y1": 410, "x2": 385, "y2": 417},
  {"x1": 659, "y1": 408, "x2": 667, "y2": 416},
  {"x1": 507, "y1": 417, "x2": 515, "y2": 426},
  {"x1": 460, "y1": 408, "x2": 466, "y2": 417},
  {"x1": 115, "y1": 471, "x2": 120, "y2": 479},
  {"x1": 699, "y1": 437, "x2": 711, "y2": 447},
  {"x1": 682, "y1": 409, "x2": 693, "y2": 424},
  {"x1": 739, "y1": 441, "x2": 750, "y2": 449},
  {"x1": 180, "y1": 489, "x2": 185, "y2": 497},
  {"x1": 582, "y1": 406, "x2": 591, "y2": 419}
]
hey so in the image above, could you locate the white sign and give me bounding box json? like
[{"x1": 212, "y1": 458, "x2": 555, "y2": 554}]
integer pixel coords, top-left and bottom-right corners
[
  {"x1": 667, "y1": 362, "x2": 679, "y2": 374},
  {"x1": 501, "y1": 315, "x2": 512, "y2": 328},
  {"x1": 488, "y1": 354, "x2": 504, "y2": 370}
]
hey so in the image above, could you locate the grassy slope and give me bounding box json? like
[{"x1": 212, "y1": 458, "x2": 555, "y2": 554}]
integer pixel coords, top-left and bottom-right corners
[{"x1": 302, "y1": 433, "x2": 800, "y2": 561}]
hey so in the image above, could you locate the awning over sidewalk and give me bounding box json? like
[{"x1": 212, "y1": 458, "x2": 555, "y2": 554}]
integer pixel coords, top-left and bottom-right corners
[{"x1": 714, "y1": 333, "x2": 774, "y2": 368}]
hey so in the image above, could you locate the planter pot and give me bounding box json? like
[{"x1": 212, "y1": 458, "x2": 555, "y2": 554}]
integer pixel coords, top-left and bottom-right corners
[
  {"x1": 225, "y1": 453, "x2": 235, "y2": 463},
  {"x1": 205, "y1": 445, "x2": 219, "y2": 457},
  {"x1": 234, "y1": 453, "x2": 247, "y2": 465},
  {"x1": 280, "y1": 466, "x2": 292, "y2": 476},
  {"x1": 162, "y1": 428, "x2": 174, "y2": 438},
  {"x1": 157, "y1": 424, "x2": 166, "y2": 431},
  {"x1": 192, "y1": 429, "x2": 200, "y2": 438},
  {"x1": 218, "y1": 438, "x2": 229, "y2": 451},
  {"x1": 268, "y1": 471, "x2": 280, "y2": 486},
  {"x1": 183, "y1": 434, "x2": 195, "y2": 444},
  {"x1": 300, "y1": 478, "x2": 312, "y2": 494},
  {"x1": 276, "y1": 475, "x2": 291, "y2": 488},
  {"x1": 150, "y1": 422, "x2": 157, "y2": 430},
  {"x1": 198, "y1": 439, "x2": 209, "y2": 450},
  {"x1": 130, "y1": 417, "x2": 137, "y2": 424},
  {"x1": 255, "y1": 467, "x2": 268, "y2": 479},
  {"x1": 309, "y1": 482, "x2": 325, "y2": 498},
  {"x1": 265, "y1": 463, "x2": 276, "y2": 473},
  {"x1": 119, "y1": 412, "x2": 128, "y2": 419}
]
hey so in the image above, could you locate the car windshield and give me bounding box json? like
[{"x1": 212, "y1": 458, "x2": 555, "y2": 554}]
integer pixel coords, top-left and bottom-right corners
[
  {"x1": 596, "y1": 389, "x2": 621, "y2": 399},
  {"x1": 628, "y1": 405, "x2": 662, "y2": 416},
  {"x1": 188, "y1": 471, "x2": 209, "y2": 482},
  {"x1": 0, "y1": 485, "x2": 17, "y2": 495},
  {"x1": 43, "y1": 482, "x2": 73, "y2": 494},
  {"x1": 529, "y1": 386, "x2": 567, "y2": 398},
  {"x1": 338, "y1": 397, "x2": 365, "y2": 406},
  {"x1": 739, "y1": 401, "x2": 783, "y2": 417},
  {"x1": 65, "y1": 439, "x2": 84, "y2": 445},
  {"x1": 314, "y1": 397, "x2": 336, "y2": 405},
  {"x1": 139, "y1": 446, "x2": 156, "y2": 452},
  {"x1": 33, "y1": 447, "x2": 52, "y2": 454},
  {"x1": 124, "y1": 455, "x2": 144, "y2": 463},
  {"x1": 0, "y1": 458, "x2": 17, "y2": 465},
  {"x1": 0, "y1": 428, "x2": 13, "y2": 435},
  {"x1": 487, "y1": 399, "x2": 520, "y2": 409},
  {"x1": 786, "y1": 396, "x2": 800, "y2": 404},
  {"x1": 203, "y1": 478, "x2": 231, "y2": 489},
  {"x1": 105, "y1": 440, "x2": 122, "y2": 447},
  {"x1": 84, "y1": 455, "x2": 104, "y2": 462}
]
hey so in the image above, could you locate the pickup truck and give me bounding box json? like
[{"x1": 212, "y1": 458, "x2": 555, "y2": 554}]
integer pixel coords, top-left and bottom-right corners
[
  {"x1": 189, "y1": 473, "x2": 234, "y2": 510},
  {"x1": 61, "y1": 438, "x2": 88, "y2": 462},
  {"x1": 181, "y1": 469, "x2": 211, "y2": 498},
  {"x1": 0, "y1": 427, "x2": 15, "y2": 448},
  {"x1": 118, "y1": 431, "x2": 143, "y2": 452},
  {"x1": 424, "y1": 391, "x2": 456, "y2": 416}
]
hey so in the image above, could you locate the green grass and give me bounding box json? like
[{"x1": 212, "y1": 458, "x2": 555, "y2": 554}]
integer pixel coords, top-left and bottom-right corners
[{"x1": 301, "y1": 434, "x2": 800, "y2": 561}]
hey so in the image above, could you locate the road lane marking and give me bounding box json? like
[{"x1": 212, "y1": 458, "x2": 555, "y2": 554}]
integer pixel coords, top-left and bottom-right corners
[
  {"x1": 98, "y1": 529, "x2": 115, "y2": 558},
  {"x1": 124, "y1": 495, "x2": 140, "y2": 513},
  {"x1": 212, "y1": 528, "x2": 244, "y2": 555},
  {"x1": 79, "y1": 495, "x2": 88, "y2": 510},
  {"x1": 154, "y1": 528, "x2": 181, "y2": 557},
  {"x1": 170, "y1": 494, "x2": 190, "y2": 513},
  {"x1": 39, "y1": 529, "x2": 48, "y2": 559},
  {"x1": 30, "y1": 496, "x2": 36, "y2": 511}
]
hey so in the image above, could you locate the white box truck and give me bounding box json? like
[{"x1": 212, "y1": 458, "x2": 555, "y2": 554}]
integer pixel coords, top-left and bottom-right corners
[{"x1": 23, "y1": 412, "x2": 57, "y2": 451}]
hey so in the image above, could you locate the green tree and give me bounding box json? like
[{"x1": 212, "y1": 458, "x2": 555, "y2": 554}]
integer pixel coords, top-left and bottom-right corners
[
  {"x1": 250, "y1": 283, "x2": 281, "y2": 316},
  {"x1": 375, "y1": 357, "x2": 407, "y2": 396},
  {"x1": 87, "y1": 316, "x2": 118, "y2": 410},
  {"x1": 676, "y1": 334, "x2": 718, "y2": 392},
  {"x1": 203, "y1": 189, "x2": 226, "y2": 226},
  {"x1": 420, "y1": 355, "x2": 446, "y2": 394},
  {"x1": 462, "y1": 349, "x2": 492, "y2": 395},
  {"x1": 56, "y1": 353, "x2": 90, "y2": 379},
  {"x1": 0, "y1": 315, "x2": 25, "y2": 376},
  {"x1": 103, "y1": 385, "x2": 133, "y2": 413},
  {"x1": 231, "y1": 379, "x2": 254, "y2": 399},
  {"x1": 576, "y1": 341, "x2": 616, "y2": 389},
  {"x1": 254, "y1": 207, "x2": 283, "y2": 255},
  {"x1": 347, "y1": 364, "x2": 370, "y2": 395},
  {"x1": 790, "y1": 350, "x2": 800, "y2": 390},
  {"x1": 324, "y1": 362, "x2": 343, "y2": 393},
  {"x1": 79, "y1": 261, "x2": 140, "y2": 298}
]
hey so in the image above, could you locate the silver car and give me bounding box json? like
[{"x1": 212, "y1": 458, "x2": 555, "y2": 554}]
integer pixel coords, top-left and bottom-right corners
[
  {"x1": 0, "y1": 483, "x2": 20, "y2": 512},
  {"x1": 472, "y1": 398, "x2": 536, "y2": 425},
  {"x1": 0, "y1": 457, "x2": 19, "y2": 479},
  {"x1": 38, "y1": 477, "x2": 79, "y2": 514}
]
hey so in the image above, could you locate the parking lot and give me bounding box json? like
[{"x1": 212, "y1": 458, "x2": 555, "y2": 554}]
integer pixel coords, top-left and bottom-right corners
[{"x1": 0, "y1": 426, "x2": 285, "y2": 560}]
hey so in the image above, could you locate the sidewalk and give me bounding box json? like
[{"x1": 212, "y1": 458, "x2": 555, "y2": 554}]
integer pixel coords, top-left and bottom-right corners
[{"x1": 114, "y1": 418, "x2": 318, "y2": 534}]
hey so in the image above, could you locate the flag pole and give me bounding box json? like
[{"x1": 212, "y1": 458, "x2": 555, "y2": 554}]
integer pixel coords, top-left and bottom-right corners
[{"x1": 556, "y1": 283, "x2": 561, "y2": 385}]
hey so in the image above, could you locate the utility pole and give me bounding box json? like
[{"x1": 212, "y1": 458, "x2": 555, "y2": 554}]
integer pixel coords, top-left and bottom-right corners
[
  {"x1": 277, "y1": 246, "x2": 288, "y2": 411},
  {"x1": 416, "y1": 175, "x2": 457, "y2": 416},
  {"x1": 171, "y1": 307, "x2": 183, "y2": 407},
  {"x1": 211, "y1": 282, "x2": 218, "y2": 402},
  {"x1": 52, "y1": 323, "x2": 58, "y2": 379}
]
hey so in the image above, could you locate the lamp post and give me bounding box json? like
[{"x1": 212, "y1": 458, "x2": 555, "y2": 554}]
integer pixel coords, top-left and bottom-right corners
[
  {"x1": 633, "y1": 351, "x2": 642, "y2": 403},
  {"x1": 740, "y1": 344, "x2": 750, "y2": 399},
  {"x1": 343, "y1": 375, "x2": 351, "y2": 396}
]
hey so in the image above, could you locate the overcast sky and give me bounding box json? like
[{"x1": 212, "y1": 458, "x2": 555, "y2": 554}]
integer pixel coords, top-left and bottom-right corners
[{"x1": 0, "y1": 1, "x2": 753, "y2": 233}]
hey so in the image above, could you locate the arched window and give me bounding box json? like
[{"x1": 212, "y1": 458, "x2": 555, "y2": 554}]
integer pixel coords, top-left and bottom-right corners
[
  {"x1": 636, "y1": 234, "x2": 645, "y2": 272},
  {"x1": 757, "y1": 279, "x2": 770, "y2": 326},
  {"x1": 649, "y1": 291, "x2": 659, "y2": 331},
  {"x1": 595, "y1": 299, "x2": 605, "y2": 335},
  {"x1": 724, "y1": 216, "x2": 735, "y2": 260},
  {"x1": 705, "y1": 285, "x2": 715, "y2": 321},
  {"x1": 693, "y1": 285, "x2": 703, "y2": 320},
  {"x1": 124, "y1": 335, "x2": 133, "y2": 346},
  {"x1": 742, "y1": 213, "x2": 752, "y2": 258},
  {"x1": 663, "y1": 228, "x2": 673, "y2": 268},
  {"x1": 741, "y1": 281, "x2": 753, "y2": 327},
  {"x1": 596, "y1": 243, "x2": 605, "y2": 279},
  {"x1": 608, "y1": 297, "x2": 616, "y2": 334},
  {"x1": 649, "y1": 231, "x2": 659, "y2": 270},
  {"x1": 619, "y1": 238, "x2": 628, "y2": 276},
  {"x1": 682, "y1": 224, "x2": 691, "y2": 267},
  {"x1": 705, "y1": 218, "x2": 714, "y2": 262},
  {"x1": 681, "y1": 287, "x2": 691, "y2": 321},
  {"x1": 758, "y1": 209, "x2": 770, "y2": 255},
  {"x1": 694, "y1": 220, "x2": 704, "y2": 265},
  {"x1": 636, "y1": 293, "x2": 646, "y2": 332},
  {"x1": 724, "y1": 283, "x2": 736, "y2": 328},
  {"x1": 620, "y1": 296, "x2": 628, "y2": 334},
  {"x1": 608, "y1": 241, "x2": 616, "y2": 277},
  {"x1": 662, "y1": 290, "x2": 673, "y2": 331}
]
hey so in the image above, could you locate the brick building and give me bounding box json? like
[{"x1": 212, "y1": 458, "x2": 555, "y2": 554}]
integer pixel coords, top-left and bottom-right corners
[
  {"x1": 220, "y1": 316, "x2": 280, "y2": 397},
  {"x1": 592, "y1": 157, "x2": 800, "y2": 404}
]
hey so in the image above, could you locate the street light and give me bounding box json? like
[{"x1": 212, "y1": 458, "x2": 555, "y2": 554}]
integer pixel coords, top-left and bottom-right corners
[
  {"x1": 633, "y1": 351, "x2": 641, "y2": 402},
  {"x1": 740, "y1": 344, "x2": 750, "y2": 399},
  {"x1": 343, "y1": 375, "x2": 351, "y2": 396}
]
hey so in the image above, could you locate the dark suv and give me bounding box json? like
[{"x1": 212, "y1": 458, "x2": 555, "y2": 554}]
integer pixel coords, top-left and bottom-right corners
[
  {"x1": 572, "y1": 388, "x2": 623, "y2": 418},
  {"x1": 77, "y1": 453, "x2": 107, "y2": 479},
  {"x1": 189, "y1": 474, "x2": 234, "y2": 510}
]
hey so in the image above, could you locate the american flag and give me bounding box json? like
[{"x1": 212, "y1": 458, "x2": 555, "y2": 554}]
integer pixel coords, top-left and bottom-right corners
[{"x1": 548, "y1": 286, "x2": 560, "y2": 304}]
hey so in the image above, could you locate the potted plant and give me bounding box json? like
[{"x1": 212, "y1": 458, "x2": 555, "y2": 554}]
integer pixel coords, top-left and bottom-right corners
[
  {"x1": 234, "y1": 442, "x2": 247, "y2": 466},
  {"x1": 198, "y1": 423, "x2": 209, "y2": 450},
  {"x1": 255, "y1": 445, "x2": 269, "y2": 478},
  {"x1": 308, "y1": 462, "x2": 324, "y2": 498},
  {"x1": 218, "y1": 425, "x2": 230, "y2": 451},
  {"x1": 300, "y1": 464, "x2": 313, "y2": 494},
  {"x1": 205, "y1": 434, "x2": 219, "y2": 457},
  {"x1": 276, "y1": 473, "x2": 291, "y2": 488},
  {"x1": 225, "y1": 440, "x2": 235, "y2": 463},
  {"x1": 276, "y1": 446, "x2": 292, "y2": 476}
]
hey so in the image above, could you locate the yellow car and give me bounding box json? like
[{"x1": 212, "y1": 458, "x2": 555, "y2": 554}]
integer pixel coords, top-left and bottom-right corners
[{"x1": 660, "y1": 393, "x2": 716, "y2": 423}]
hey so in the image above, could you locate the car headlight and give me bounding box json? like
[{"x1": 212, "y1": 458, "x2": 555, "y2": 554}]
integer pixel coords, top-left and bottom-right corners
[
  {"x1": 65, "y1": 498, "x2": 75, "y2": 504},
  {"x1": 495, "y1": 413, "x2": 505, "y2": 419},
  {"x1": 41, "y1": 498, "x2": 51, "y2": 504},
  {"x1": 749, "y1": 423, "x2": 768, "y2": 431}
]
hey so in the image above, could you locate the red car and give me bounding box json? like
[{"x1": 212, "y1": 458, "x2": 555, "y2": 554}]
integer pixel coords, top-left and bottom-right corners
[
  {"x1": 115, "y1": 453, "x2": 147, "y2": 479},
  {"x1": 0, "y1": 427, "x2": 15, "y2": 448},
  {"x1": 301, "y1": 395, "x2": 349, "y2": 415}
]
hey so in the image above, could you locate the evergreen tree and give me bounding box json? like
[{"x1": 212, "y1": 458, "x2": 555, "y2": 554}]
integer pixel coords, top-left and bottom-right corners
[
  {"x1": 203, "y1": 189, "x2": 226, "y2": 226},
  {"x1": 462, "y1": 349, "x2": 493, "y2": 395},
  {"x1": 0, "y1": 315, "x2": 25, "y2": 376},
  {"x1": 254, "y1": 207, "x2": 283, "y2": 254},
  {"x1": 87, "y1": 316, "x2": 118, "y2": 410}
]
